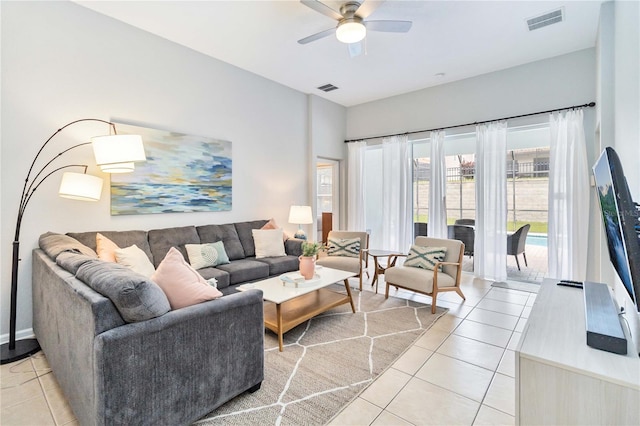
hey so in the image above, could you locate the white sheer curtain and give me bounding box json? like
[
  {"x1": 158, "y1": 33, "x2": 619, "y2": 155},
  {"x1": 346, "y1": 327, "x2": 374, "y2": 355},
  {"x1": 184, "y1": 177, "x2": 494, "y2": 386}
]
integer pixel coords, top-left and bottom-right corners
[
  {"x1": 429, "y1": 130, "x2": 448, "y2": 239},
  {"x1": 548, "y1": 109, "x2": 589, "y2": 280},
  {"x1": 347, "y1": 141, "x2": 367, "y2": 231},
  {"x1": 382, "y1": 135, "x2": 413, "y2": 252},
  {"x1": 475, "y1": 121, "x2": 508, "y2": 282}
]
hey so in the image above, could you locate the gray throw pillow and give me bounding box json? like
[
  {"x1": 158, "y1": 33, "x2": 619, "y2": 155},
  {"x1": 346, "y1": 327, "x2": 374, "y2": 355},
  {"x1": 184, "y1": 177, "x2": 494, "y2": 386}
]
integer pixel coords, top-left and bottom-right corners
[
  {"x1": 39, "y1": 232, "x2": 98, "y2": 260},
  {"x1": 76, "y1": 259, "x2": 170, "y2": 322}
]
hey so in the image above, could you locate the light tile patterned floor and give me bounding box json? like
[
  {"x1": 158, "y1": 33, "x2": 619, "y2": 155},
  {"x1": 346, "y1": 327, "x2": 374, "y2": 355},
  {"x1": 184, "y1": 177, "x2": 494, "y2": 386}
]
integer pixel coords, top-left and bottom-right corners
[
  {"x1": 329, "y1": 271, "x2": 537, "y2": 426},
  {"x1": 0, "y1": 271, "x2": 534, "y2": 426}
]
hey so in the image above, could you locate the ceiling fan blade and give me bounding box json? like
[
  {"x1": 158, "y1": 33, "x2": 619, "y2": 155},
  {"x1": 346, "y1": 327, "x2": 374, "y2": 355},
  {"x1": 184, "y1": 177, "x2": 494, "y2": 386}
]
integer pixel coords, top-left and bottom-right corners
[
  {"x1": 348, "y1": 40, "x2": 364, "y2": 58},
  {"x1": 365, "y1": 20, "x2": 412, "y2": 33},
  {"x1": 297, "y1": 27, "x2": 336, "y2": 44},
  {"x1": 354, "y1": 0, "x2": 386, "y2": 19},
  {"x1": 300, "y1": 0, "x2": 343, "y2": 21}
]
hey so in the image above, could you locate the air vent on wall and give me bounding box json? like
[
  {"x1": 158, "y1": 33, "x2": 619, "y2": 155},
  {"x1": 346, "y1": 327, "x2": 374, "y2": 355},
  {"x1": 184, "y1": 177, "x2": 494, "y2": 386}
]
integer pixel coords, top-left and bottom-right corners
[
  {"x1": 527, "y1": 8, "x2": 564, "y2": 31},
  {"x1": 317, "y1": 84, "x2": 339, "y2": 93}
]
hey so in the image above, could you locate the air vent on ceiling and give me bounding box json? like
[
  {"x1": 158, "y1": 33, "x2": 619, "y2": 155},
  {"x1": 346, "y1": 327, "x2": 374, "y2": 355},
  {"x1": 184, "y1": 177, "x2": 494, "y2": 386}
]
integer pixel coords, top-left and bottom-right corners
[
  {"x1": 527, "y1": 8, "x2": 564, "y2": 31},
  {"x1": 317, "y1": 84, "x2": 339, "y2": 93}
]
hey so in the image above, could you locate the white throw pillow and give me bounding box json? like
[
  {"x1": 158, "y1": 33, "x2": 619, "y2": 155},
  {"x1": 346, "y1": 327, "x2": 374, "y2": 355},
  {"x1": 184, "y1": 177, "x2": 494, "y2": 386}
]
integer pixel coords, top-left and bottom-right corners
[
  {"x1": 252, "y1": 229, "x2": 286, "y2": 258},
  {"x1": 115, "y1": 245, "x2": 156, "y2": 277}
]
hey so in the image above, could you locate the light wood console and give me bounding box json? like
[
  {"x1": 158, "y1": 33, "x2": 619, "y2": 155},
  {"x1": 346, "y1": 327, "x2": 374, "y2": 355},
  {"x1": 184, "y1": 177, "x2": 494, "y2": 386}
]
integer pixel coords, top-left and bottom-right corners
[{"x1": 516, "y1": 278, "x2": 639, "y2": 425}]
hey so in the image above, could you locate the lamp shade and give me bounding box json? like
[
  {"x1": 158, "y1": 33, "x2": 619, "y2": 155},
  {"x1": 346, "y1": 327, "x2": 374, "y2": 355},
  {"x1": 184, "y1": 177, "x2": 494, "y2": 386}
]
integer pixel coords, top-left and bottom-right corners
[
  {"x1": 91, "y1": 134, "x2": 146, "y2": 173},
  {"x1": 336, "y1": 20, "x2": 366, "y2": 44},
  {"x1": 288, "y1": 205, "x2": 313, "y2": 224},
  {"x1": 58, "y1": 172, "x2": 103, "y2": 201}
]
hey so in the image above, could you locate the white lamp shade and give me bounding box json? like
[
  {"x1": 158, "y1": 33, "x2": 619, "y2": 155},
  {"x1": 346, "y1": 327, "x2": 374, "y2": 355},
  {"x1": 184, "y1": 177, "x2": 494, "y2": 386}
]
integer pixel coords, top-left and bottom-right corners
[
  {"x1": 91, "y1": 134, "x2": 146, "y2": 173},
  {"x1": 288, "y1": 205, "x2": 313, "y2": 224},
  {"x1": 58, "y1": 172, "x2": 103, "y2": 201},
  {"x1": 336, "y1": 21, "x2": 366, "y2": 44}
]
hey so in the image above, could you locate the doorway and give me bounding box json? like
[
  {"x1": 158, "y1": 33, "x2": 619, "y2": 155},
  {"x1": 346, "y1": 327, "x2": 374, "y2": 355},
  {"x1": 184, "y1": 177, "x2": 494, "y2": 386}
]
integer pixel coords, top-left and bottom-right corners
[{"x1": 316, "y1": 159, "x2": 340, "y2": 243}]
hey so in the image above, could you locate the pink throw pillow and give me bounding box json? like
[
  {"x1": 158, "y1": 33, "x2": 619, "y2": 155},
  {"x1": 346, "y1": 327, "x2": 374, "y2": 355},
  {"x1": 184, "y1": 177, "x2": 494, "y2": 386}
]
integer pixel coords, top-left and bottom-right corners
[
  {"x1": 151, "y1": 247, "x2": 222, "y2": 310},
  {"x1": 262, "y1": 218, "x2": 290, "y2": 240},
  {"x1": 96, "y1": 233, "x2": 119, "y2": 263}
]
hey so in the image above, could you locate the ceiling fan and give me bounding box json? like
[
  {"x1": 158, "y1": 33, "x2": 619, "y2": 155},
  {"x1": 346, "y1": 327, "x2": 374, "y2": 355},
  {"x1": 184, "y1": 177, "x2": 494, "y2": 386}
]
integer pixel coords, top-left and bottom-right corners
[{"x1": 297, "y1": 0, "x2": 412, "y2": 57}]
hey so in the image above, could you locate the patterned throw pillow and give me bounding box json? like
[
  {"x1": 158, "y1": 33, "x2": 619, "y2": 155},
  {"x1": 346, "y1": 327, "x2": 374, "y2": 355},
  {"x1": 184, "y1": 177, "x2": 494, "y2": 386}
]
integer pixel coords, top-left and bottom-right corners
[
  {"x1": 185, "y1": 241, "x2": 230, "y2": 270},
  {"x1": 404, "y1": 245, "x2": 447, "y2": 271},
  {"x1": 327, "y1": 237, "x2": 361, "y2": 257}
]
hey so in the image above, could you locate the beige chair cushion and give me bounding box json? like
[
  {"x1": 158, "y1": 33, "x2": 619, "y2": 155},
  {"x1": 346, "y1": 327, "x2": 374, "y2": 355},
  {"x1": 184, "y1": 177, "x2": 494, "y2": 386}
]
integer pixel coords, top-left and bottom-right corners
[
  {"x1": 385, "y1": 265, "x2": 456, "y2": 294},
  {"x1": 316, "y1": 256, "x2": 363, "y2": 275}
]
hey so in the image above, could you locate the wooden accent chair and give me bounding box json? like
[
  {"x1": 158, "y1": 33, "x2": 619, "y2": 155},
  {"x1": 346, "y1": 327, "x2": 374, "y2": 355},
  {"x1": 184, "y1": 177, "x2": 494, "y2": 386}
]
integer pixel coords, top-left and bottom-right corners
[
  {"x1": 384, "y1": 236, "x2": 465, "y2": 314},
  {"x1": 507, "y1": 224, "x2": 531, "y2": 270},
  {"x1": 316, "y1": 230, "x2": 369, "y2": 291}
]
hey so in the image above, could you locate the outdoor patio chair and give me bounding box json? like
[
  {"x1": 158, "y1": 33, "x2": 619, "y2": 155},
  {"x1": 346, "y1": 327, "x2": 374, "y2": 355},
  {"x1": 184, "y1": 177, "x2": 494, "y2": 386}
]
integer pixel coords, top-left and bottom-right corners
[
  {"x1": 317, "y1": 230, "x2": 369, "y2": 291},
  {"x1": 448, "y1": 225, "x2": 475, "y2": 258},
  {"x1": 507, "y1": 224, "x2": 531, "y2": 270},
  {"x1": 414, "y1": 222, "x2": 428, "y2": 237},
  {"x1": 384, "y1": 236, "x2": 465, "y2": 314}
]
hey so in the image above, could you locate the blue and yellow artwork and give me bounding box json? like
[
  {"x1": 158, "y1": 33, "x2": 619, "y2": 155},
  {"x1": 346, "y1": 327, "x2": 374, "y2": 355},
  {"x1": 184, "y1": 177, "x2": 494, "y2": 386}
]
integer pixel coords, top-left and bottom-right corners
[{"x1": 110, "y1": 123, "x2": 232, "y2": 215}]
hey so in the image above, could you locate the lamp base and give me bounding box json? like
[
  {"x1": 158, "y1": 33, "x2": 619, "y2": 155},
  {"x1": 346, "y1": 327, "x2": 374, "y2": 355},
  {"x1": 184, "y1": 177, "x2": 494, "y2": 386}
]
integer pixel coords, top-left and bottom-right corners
[
  {"x1": 1, "y1": 338, "x2": 41, "y2": 365},
  {"x1": 294, "y1": 230, "x2": 307, "y2": 240}
]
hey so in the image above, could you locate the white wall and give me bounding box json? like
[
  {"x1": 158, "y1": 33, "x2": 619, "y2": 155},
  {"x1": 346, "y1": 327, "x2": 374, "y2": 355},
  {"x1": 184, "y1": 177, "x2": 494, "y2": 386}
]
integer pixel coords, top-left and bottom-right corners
[
  {"x1": 347, "y1": 49, "x2": 596, "y2": 140},
  {"x1": 1, "y1": 1, "x2": 321, "y2": 339},
  {"x1": 308, "y1": 95, "x2": 347, "y2": 233}
]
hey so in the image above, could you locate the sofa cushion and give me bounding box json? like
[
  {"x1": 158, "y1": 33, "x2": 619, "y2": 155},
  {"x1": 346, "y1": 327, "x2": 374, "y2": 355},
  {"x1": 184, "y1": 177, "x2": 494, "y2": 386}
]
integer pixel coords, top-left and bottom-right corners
[
  {"x1": 216, "y1": 259, "x2": 270, "y2": 285},
  {"x1": 195, "y1": 267, "x2": 231, "y2": 290},
  {"x1": 185, "y1": 241, "x2": 230, "y2": 269},
  {"x1": 252, "y1": 229, "x2": 286, "y2": 258},
  {"x1": 254, "y1": 255, "x2": 300, "y2": 276},
  {"x1": 39, "y1": 232, "x2": 98, "y2": 260},
  {"x1": 151, "y1": 247, "x2": 223, "y2": 310},
  {"x1": 56, "y1": 252, "x2": 98, "y2": 275},
  {"x1": 148, "y1": 226, "x2": 200, "y2": 268},
  {"x1": 68, "y1": 230, "x2": 152, "y2": 262},
  {"x1": 196, "y1": 224, "x2": 245, "y2": 261},
  {"x1": 234, "y1": 220, "x2": 268, "y2": 258},
  {"x1": 115, "y1": 245, "x2": 157, "y2": 277},
  {"x1": 75, "y1": 259, "x2": 170, "y2": 322}
]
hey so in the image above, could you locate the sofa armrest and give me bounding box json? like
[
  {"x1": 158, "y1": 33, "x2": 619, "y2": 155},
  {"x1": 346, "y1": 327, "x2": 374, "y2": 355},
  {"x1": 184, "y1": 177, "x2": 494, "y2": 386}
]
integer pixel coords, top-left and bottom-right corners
[
  {"x1": 93, "y1": 290, "x2": 265, "y2": 425},
  {"x1": 285, "y1": 238, "x2": 304, "y2": 256}
]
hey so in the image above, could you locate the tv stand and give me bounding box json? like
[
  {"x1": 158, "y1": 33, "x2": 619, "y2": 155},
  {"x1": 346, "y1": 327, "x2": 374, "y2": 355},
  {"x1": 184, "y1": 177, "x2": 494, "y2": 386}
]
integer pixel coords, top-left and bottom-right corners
[{"x1": 515, "y1": 278, "x2": 639, "y2": 425}]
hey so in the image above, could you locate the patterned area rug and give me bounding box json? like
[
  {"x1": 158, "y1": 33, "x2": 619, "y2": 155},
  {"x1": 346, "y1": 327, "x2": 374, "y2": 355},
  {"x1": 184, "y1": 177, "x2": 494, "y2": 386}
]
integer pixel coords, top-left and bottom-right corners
[{"x1": 196, "y1": 284, "x2": 447, "y2": 425}]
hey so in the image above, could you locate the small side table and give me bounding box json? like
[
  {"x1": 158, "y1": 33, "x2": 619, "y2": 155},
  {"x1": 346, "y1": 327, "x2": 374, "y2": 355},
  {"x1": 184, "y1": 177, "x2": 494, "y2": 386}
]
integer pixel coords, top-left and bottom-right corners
[{"x1": 368, "y1": 249, "x2": 405, "y2": 293}]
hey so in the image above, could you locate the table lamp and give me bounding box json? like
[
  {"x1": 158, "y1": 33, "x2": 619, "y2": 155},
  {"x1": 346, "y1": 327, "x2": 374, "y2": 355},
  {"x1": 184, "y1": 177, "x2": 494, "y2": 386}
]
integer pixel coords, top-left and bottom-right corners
[{"x1": 288, "y1": 205, "x2": 313, "y2": 240}]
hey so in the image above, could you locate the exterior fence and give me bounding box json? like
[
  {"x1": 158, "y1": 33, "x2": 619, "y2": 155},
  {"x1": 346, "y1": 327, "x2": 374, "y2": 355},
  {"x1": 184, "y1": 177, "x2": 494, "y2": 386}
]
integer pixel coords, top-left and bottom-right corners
[{"x1": 414, "y1": 160, "x2": 549, "y2": 230}]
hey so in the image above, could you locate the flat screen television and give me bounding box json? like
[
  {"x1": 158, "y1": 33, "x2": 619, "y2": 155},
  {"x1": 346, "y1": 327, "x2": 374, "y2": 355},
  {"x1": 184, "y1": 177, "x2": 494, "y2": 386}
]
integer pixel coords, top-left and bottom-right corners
[{"x1": 592, "y1": 147, "x2": 640, "y2": 312}]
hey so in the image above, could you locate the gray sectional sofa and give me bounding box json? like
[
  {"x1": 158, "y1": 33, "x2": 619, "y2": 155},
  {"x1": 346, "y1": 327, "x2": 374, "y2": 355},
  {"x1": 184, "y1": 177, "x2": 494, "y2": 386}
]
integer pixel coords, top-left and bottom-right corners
[{"x1": 32, "y1": 219, "x2": 303, "y2": 426}]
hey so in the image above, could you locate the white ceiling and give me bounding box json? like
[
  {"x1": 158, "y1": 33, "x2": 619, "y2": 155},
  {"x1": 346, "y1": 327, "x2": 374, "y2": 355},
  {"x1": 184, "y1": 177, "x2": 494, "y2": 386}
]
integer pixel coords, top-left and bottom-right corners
[{"x1": 75, "y1": 0, "x2": 604, "y2": 107}]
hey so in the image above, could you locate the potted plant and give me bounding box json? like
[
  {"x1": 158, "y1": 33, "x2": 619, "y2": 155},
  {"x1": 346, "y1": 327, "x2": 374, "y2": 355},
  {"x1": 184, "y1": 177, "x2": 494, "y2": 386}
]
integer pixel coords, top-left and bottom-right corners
[{"x1": 299, "y1": 242, "x2": 323, "y2": 280}]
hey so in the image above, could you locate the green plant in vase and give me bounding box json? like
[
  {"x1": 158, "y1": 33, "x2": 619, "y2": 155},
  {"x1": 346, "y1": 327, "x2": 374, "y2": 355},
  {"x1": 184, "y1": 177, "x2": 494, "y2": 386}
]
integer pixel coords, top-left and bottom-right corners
[
  {"x1": 299, "y1": 241, "x2": 323, "y2": 279},
  {"x1": 301, "y1": 241, "x2": 323, "y2": 257}
]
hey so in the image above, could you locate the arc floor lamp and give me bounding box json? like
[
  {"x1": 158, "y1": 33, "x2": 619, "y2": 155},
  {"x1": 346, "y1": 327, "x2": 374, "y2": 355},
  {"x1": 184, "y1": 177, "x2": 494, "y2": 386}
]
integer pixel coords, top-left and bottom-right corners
[{"x1": 0, "y1": 118, "x2": 145, "y2": 364}]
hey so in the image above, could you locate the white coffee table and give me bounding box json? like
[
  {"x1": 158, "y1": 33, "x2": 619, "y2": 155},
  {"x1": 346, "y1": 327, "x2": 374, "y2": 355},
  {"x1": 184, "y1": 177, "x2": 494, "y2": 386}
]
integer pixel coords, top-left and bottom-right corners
[{"x1": 238, "y1": 267, "x2": 356, "y2": 351}]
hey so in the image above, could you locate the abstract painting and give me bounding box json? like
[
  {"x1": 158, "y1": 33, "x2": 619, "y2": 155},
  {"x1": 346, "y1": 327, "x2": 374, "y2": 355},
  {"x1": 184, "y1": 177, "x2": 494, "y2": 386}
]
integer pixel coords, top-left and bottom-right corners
[{"x1": 110, "y1": 123, "x2": 232, "y2": 215}]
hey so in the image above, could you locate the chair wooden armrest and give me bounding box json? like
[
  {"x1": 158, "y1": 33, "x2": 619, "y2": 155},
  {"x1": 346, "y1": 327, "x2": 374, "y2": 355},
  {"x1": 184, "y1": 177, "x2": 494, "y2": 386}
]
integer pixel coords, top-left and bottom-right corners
[{"x1": 435, "y1": 261, "x2": 461, "y2": 267}]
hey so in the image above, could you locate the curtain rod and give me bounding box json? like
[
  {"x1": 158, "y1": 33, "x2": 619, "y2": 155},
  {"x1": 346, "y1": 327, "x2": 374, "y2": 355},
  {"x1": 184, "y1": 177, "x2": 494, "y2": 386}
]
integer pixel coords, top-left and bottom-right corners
[{"x1": 344, "y1": 101, "x2": 596, "y2": 143}]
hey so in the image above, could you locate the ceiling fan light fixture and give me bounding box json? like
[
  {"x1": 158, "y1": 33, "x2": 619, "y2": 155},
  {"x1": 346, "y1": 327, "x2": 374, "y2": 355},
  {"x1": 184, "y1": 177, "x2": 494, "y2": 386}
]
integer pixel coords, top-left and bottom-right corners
[{"x1": 336, "y1": 20, "x2": 366, "y2": 44}]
